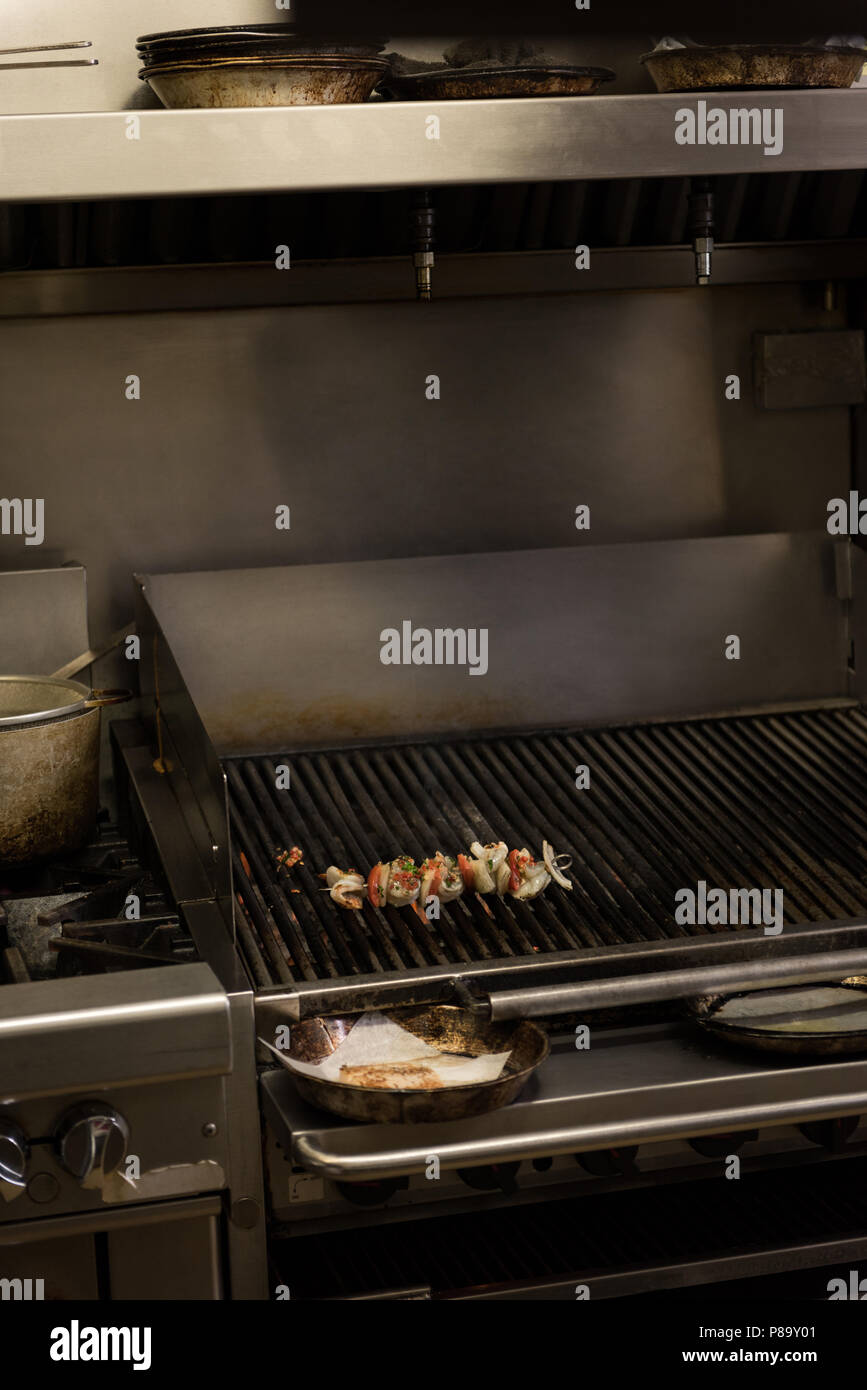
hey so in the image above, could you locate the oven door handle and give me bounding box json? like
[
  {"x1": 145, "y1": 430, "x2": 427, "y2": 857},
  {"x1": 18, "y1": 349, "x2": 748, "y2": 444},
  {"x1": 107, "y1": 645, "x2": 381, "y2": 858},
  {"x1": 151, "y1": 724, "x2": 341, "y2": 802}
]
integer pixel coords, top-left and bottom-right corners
[{"x1": 454, "y1": 947, "x2": 867, "y2": 1021}]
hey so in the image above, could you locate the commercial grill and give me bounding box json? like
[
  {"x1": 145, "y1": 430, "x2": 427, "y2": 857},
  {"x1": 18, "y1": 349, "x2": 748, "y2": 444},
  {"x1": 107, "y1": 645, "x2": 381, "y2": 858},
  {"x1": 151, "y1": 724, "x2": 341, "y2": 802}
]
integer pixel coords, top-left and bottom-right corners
[
  {"x1": 5, "y1": 16, "x2": 867, "y2": 1300},
  {"x1": 226, "y1": 706, "x2": 867, "y2": 992}
]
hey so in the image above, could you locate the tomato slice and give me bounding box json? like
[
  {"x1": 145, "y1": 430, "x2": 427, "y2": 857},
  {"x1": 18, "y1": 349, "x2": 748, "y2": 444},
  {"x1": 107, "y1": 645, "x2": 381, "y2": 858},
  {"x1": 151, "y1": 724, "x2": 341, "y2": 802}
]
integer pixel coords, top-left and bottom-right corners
[
  {"x1": 368, "y1": 863, "x2": 386, "y2": 906},
  {"x1": 457, "y1": 854, "x2": 475, "y2": 890},
  {"x1": 508, "y1": 849, "x2": 522, "y2": 892}
]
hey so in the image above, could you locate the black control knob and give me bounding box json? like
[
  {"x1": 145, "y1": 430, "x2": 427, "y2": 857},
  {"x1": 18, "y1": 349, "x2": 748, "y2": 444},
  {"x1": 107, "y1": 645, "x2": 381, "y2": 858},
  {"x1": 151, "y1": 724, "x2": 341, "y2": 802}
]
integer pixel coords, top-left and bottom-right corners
[
  {"x1": 689, "y1": 1130, "x2": 758, "y2": 1159},
  {"x1": 799, "y1": 1116, "x2": 860, "y2": 1152},
  {"x1": 54, "y1": 1102, "x2": 129, "y2": 1187},
  {"x1": 457, "y1": 1162, "x2": 521, "y2": 1193},
  {"x1": 0, "y1": 1118, "x2": 30, "y2": 1189},
  {"x1": 335, "y1": 1178, "x2": 406, "y2": 1207},
  {"x1": 575, "y1": 1146, "x2": 639, "y2": 1177}
]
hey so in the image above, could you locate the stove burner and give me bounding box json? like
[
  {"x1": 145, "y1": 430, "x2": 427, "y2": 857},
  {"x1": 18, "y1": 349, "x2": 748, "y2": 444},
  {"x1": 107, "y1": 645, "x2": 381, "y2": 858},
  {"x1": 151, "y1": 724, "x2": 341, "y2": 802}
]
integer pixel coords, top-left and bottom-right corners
[{"x1": 0, "y1": 821, "x2": 191, "y2": 983}]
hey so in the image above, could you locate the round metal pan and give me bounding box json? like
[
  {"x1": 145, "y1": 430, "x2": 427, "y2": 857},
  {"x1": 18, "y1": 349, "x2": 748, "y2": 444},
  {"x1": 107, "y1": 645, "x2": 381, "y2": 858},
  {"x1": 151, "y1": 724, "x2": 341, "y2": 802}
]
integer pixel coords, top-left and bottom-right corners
[
  {"x1": 269, "y1": 1005, "x2": 549, "y2": 1124},
  {"x1": 140, "y1": 55, "x2": 389, "y2": 109},
  {"x1": 383, "y1": 65, "x2": 615, "y2": 101},
  {"x1": 687, "y1": 979, "x2": 867, "y2": 1057},
  {"x1": 136, "y1": 26, "x2": 386, "y2": 57},
  {"x1": 642, "y1": 44, "x2": 866, "y2": 92}
]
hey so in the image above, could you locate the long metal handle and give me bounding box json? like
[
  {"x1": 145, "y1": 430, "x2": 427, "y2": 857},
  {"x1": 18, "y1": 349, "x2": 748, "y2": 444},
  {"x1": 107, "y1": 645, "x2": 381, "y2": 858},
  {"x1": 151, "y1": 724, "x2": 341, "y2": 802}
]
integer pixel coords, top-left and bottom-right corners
[
  {"x1": 0, "y1": 41, "x2": 92, "y2": 55},
  {"x1": 51, "y1": 622, "x2": 135, "y2": 681},
  {"x1": 0, "y1": 39, "x2": 96, "y2": 71},
  {"x1": 479, "y1": 948, "x2": 867, "y2": 1021},
  {"x1": 83, "y1": 688, "x2": 132, "y2": 709}
]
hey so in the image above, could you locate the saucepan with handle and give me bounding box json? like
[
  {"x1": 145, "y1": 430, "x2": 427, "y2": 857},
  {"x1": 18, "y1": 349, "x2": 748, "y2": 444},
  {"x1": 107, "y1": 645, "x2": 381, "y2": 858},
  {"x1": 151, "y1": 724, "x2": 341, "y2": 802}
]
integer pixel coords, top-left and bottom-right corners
[{"x1": 0, "y1": 626, "x2": 133, "y2": 867}]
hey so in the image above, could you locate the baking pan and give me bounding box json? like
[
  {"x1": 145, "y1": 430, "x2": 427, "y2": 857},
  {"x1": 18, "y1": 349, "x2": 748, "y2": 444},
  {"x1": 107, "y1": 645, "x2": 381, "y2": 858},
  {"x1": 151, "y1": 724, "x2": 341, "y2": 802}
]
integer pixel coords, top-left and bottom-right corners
[
  {"x1": 140, "y1": 55, "x2": 389, "y2": 109},
  {"x1": 383, "y1": 65, "x2": 615, "y2": 101},
  {"x1": 261, "y1": 1005, "x2": 549, "y2": 1124},
  {"x1": 642, "y1": 43, "x2": 866, "y2": 92},
  {"x1": 136, "y1": 26, "x2": 386, "y2": 59},
  {"x1": 687, "y1": 979, "x2": 867, "y2": 1057}
]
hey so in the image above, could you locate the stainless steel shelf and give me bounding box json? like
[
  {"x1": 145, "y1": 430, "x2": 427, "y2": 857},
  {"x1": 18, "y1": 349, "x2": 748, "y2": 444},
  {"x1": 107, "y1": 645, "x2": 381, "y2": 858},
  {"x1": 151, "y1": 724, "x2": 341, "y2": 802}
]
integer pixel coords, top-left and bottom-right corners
[
  {"x1": 2, "y1": 90, "x2": 867, "y2": 203},
  {"x1": 260, "y1": 1024, "x2": 867, "y2": 1180}
]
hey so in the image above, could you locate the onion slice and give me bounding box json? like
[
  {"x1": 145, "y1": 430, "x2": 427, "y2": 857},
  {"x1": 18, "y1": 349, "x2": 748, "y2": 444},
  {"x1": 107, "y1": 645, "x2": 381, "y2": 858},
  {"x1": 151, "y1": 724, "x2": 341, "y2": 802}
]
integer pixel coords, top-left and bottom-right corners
[{"x1": 543, "y1": 840, "x2": 573, "y2": 889}]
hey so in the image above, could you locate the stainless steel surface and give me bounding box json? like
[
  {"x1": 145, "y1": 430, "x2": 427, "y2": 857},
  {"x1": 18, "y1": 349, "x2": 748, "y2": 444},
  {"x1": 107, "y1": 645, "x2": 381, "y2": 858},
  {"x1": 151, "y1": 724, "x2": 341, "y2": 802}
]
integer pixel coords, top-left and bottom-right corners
[
  {"x1": 140, "y1": 534, "x2": 846, "y2": 752},
  {"x1": 0, "y1": 963, "x2": 230, "y2": 1100},
  {"x1": 483, "y1": 950, "x2": 867, "y2": 1020},
  {"x1": 220, "y1": 986, "x2": 269, "y2": 1298},
  {"x1": 0, "y1": 567, "x2": 89, "y2": 676},
  {"x1": 0, "y1": 1195, "x2": 224, "y2": 1299},
  {"x1": 0, "y1": 1193, "x2": 222, "y2": 1243},
  {"x1": 3, "y1": 245, "x2": 867, "y2": 319},
  {"x1": 0, "y1": 286, "x2": 848, "y2": 662},
  {"x1": 132, "y1": 595, "x2": 234, "y2": 917},
  {"x1": 256, "y1": 918, "x2": 867, "y2": 1020},
  {"x1": 106, "y1": 1205, "x2": 223, "y2": 1299},
  {"x1": 261, "y1": 1023, "x2": 867, "y2": 1178},
  {"x1": 3, "y1": 91, "x2": 867, "y2": 201}
]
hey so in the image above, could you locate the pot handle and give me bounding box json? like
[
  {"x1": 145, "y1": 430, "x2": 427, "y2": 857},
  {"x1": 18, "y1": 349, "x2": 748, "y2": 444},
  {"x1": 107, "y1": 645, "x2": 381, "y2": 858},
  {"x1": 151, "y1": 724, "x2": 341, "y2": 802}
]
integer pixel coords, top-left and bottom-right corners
[{"x1": 84, "y1": 688, "x2": 132, "y2": 709}]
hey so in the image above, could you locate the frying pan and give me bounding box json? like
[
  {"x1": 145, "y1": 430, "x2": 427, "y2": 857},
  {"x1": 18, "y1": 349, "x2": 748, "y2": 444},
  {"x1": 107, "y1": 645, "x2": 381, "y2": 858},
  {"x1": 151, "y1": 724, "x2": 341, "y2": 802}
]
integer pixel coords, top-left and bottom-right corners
[
  {"x1": 261, "y1": 1004, "x2": 549, "y2": 1124},
  {"x1": 687, "y1": 978, "x2": 867, "y2": 1057}
]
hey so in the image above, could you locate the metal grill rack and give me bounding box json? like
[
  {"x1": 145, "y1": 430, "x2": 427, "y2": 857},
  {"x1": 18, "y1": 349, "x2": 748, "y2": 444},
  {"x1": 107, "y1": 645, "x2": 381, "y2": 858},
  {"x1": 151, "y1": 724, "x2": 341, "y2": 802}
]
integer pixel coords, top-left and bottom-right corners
[
  {"x1": 227, "y1": 704, "x2": 867, "y2": 991},
  {"x1": 275, "y1": 1154, "x2": 867, "y2": 1300}
]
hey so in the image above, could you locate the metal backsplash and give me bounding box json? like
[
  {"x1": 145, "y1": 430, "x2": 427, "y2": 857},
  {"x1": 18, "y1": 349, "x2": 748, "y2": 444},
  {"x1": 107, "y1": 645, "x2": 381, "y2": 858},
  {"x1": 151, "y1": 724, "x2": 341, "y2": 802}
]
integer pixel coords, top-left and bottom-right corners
[{"x1": 138, "y1": 532, "x2": 849, "y2": 754}]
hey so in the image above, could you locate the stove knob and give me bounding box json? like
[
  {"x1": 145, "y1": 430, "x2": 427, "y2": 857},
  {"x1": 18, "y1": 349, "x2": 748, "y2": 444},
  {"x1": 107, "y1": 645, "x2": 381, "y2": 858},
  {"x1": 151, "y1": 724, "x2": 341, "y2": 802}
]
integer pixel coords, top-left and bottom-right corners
[
  {"x1": 0, "y1": 1119, "x2": 30, "y2": 1189},
  {"x1": 54, "y1": 1103, "x2": 129, "y2": 1188}
]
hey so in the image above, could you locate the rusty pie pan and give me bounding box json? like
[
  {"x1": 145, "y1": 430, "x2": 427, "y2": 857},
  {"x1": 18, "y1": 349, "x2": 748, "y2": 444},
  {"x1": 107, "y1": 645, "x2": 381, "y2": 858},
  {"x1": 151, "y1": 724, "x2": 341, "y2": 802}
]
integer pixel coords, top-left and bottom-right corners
[
  {"x1": 641, "y1": 43, "x2": 866, "y2": 92},
  {"x1": 383, "y1": 65, "x2": 615, "y2": 101},
  {"x1": 687, "y1": 979, "x2": 867, "y2": 1057},
  {"x1": 260, "y1": 1004, "x2": 549, "y2": 1124}
]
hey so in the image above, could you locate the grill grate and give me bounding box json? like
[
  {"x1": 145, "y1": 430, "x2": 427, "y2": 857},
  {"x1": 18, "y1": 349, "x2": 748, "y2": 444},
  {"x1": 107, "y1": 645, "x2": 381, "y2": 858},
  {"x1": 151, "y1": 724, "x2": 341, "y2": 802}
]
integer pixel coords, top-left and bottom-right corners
[
  {"x1": 227, "y1": 704, "x2": 867, "y2": 989},
  {"x1": 275, "y1": 1155, "x2": 867, "y2": 1299}
]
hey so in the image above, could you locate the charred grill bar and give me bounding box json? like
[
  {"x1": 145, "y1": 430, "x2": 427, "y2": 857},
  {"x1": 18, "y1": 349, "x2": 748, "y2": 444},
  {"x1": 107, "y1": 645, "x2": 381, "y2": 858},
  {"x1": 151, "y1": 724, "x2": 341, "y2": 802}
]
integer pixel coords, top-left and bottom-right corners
[{"x1": 228, "y1": 705, "x2": 867, "y2": 1001}]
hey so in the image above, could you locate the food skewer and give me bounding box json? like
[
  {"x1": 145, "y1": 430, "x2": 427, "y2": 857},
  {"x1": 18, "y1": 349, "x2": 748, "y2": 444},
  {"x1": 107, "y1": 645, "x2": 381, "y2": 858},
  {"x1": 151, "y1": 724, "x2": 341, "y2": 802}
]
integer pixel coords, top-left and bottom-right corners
[{"x1": 321, "y1": 839, "x2": 572, "y2": 909}]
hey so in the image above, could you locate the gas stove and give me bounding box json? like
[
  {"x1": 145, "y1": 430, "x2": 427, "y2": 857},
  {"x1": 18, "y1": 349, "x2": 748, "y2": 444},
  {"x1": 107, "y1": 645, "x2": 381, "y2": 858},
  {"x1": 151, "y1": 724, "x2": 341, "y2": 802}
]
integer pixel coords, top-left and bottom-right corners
[{"x1": 0, "y1": 821, "x2": 187, "y2": 984}]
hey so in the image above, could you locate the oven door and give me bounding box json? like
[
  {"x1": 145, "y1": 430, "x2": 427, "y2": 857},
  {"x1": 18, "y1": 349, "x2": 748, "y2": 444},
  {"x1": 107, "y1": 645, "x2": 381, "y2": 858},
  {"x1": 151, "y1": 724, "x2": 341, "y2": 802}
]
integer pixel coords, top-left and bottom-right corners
[{"x1": 0, "y1": 1195, "x2": 224, "y2": 1299}]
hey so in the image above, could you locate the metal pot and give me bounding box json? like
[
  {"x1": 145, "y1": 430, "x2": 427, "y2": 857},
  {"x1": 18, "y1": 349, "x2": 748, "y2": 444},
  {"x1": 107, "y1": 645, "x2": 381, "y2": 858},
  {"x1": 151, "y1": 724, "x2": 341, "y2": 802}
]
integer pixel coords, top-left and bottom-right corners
[{"x1": 0, "y1": 676, "x2": 129, "y2": 866}]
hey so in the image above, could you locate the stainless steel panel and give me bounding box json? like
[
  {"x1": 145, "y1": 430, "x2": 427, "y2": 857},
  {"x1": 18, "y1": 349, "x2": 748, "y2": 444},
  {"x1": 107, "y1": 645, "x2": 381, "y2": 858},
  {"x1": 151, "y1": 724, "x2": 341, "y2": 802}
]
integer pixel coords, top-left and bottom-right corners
[
  {"x1": 0, "y1": 286, "x2": 848, "y2": 663},
  {"x1": 108, "y1": 1210, "x2": 223, "y2": 1299},
  {"x1": 140, "y1": 533, "x2": 846, "y2": 750},
  {"x1": 2, "y1": 244, "x2": 867, "y2": 319},
  {"x1": 0, "y1": 963, "x2": 231, "y2": 1100},
  {"x1": 0, "y1": 565, "x2": 89, "y2": 674},
  {"x1": 261, "y1": 1024, "x2": 867, "y2": 1179},
  {"x1": 0, "y1": 1232, "x2": 98, "y2": 1298},
  {"x1": 2, "y1": 92, "x2": 867, "y2": 201}
]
